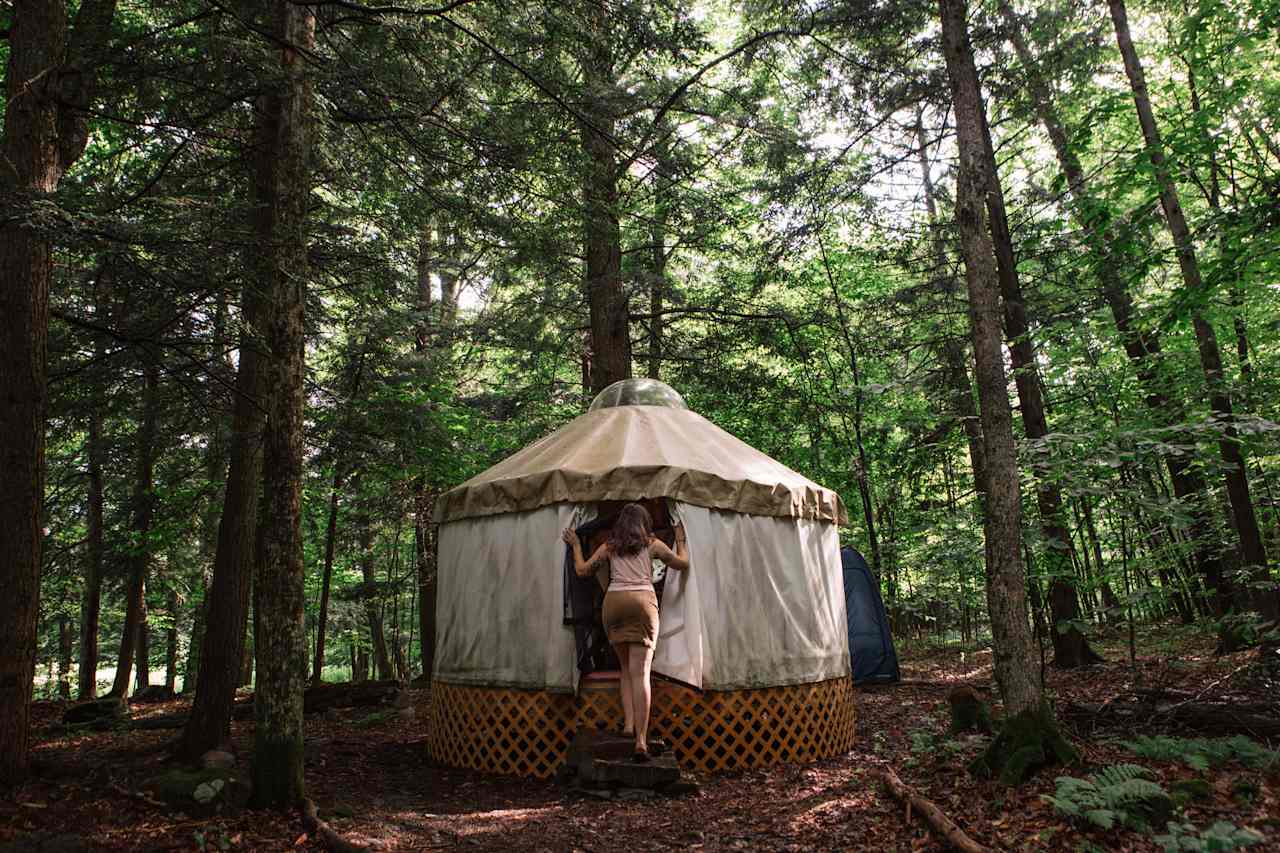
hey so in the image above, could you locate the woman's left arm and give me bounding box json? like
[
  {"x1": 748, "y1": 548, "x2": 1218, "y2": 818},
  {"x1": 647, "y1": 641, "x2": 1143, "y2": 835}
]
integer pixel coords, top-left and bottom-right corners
[{"x1": 651, "y1": 525, "x2": 689, "y2": 571}]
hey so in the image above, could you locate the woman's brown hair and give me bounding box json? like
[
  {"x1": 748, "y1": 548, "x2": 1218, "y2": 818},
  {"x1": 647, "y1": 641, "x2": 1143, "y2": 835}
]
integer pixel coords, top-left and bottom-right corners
[{"x1": 608, "y1": 503, "x2": 652, "y2": 557}]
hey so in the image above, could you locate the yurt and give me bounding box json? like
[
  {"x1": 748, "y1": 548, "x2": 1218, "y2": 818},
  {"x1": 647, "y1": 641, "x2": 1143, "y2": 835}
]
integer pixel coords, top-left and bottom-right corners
[{"x1": 425, "y1": 379, "x2": 856, "y2": 777}]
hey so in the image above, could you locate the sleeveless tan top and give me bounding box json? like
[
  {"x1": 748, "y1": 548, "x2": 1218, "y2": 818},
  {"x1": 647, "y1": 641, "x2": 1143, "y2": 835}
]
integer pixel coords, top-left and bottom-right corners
[{"x1": 608, "y1": 544, "x2": 653, "y2": 593}]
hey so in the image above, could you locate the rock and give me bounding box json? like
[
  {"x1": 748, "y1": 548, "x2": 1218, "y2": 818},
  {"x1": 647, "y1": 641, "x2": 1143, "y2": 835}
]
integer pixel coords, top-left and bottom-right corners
[
  {"x1": 131, "y1": 685, "x2": 175, "y2": 704},
  {"x1": 199, "y1": 750, "x2": 236, "y2": 770},
  {"x1": 61, "y1": 697, "x2": 128, "y2": 730},
  {"x1": 146, "y1": 767, "x2": 249, "y2": 817}
]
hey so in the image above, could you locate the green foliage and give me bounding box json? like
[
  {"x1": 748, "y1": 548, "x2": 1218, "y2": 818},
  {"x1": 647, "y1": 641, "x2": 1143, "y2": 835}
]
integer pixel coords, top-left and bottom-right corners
[
  {"x1": 1043, "y1": 764, "x2": 1173, "y2": 831},
  {"x1": 1122, "y1": 735, "x2": 1279, "y2": 772},
  {"x1": 1154, "y1": 821, "x2": 1264, "y2": 851}
]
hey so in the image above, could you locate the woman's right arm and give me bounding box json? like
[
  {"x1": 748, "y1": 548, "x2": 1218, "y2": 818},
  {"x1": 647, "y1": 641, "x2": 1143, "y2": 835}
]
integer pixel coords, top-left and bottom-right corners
[{"x1": 563, "y1": 528, "x2": 609, "y2": 577}]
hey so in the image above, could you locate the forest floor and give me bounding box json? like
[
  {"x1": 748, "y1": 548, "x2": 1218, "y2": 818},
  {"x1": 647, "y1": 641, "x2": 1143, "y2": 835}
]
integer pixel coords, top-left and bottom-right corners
[{"x1": 4, "y1": 624, "x2": 1277, "y2": 852}]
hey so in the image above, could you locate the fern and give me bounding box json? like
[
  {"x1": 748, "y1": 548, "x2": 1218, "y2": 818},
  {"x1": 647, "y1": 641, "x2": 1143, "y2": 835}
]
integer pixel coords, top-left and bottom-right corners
[
  {"x1": 1155, "y1": 820, "x2": 1264, "y2": 852},
  {"x1": 1122, "y1": 735, "x2": 1279, "y2": 771},
  {"x1": 1042, "y1": 764, "x2": 1173, "y2": 831}
]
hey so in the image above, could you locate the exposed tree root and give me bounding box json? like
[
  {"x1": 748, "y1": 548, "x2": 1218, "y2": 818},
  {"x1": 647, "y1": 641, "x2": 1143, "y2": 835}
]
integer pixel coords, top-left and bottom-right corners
[
  {"x1": 968, "y1": 701, "x2": 1079, "y2": 786},
  {"x1": 874, "y1": 766, "x2": 990, "y2": 853},
  {"x1": 302, "y1": 798, "x2": 369, "y2": 853}
]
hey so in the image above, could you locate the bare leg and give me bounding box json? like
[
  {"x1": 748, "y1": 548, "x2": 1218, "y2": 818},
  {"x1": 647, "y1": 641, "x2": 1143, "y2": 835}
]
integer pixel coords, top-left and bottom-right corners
[
  {"x1": 613, "y1": 643, "x2": 634, "y2": 736},
  {"x1": 631, "y1": 643, "x2": 655, "y2": 753}
]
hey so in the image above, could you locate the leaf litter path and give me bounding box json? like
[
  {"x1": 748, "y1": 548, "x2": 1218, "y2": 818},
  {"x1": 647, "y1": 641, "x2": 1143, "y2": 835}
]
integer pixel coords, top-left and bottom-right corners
[{"x1": 4, "y1": 627, "x2": 1276, "y2": 852}]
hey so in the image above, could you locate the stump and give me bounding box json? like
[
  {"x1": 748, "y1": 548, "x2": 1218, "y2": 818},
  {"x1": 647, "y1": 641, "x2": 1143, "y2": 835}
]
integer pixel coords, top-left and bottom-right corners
[
  {"x1": 948, "y1": 686, "x2": 993, "y2": 735},
  {"x1": 968, "y1": 700, "x2": 1078, "y2": 786}
]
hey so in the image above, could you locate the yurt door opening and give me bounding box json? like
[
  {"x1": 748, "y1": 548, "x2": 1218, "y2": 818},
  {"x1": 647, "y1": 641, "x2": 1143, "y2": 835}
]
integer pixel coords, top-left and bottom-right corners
[{"x1": 564, "y1": 497, "x2": 682, "y2": 686}]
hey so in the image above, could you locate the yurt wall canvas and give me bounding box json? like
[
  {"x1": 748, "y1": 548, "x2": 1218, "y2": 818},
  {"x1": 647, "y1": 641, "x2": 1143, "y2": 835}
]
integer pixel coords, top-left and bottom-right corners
[
  {"x1": 659, "y1": 503, "x2": 848, "y2": 690},
  {"x1": 432, "y1": 498, "x2": 851, "y2": 693},
  {"x1": 433, "y1": 503, "x2": 578, "y2": 691}
]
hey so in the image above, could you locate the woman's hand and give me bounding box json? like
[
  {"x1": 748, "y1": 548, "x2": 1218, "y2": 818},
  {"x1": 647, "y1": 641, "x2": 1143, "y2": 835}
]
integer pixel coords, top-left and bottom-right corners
[{"x1": 562, "y1": 527, "x2": 579, "y2": 546}]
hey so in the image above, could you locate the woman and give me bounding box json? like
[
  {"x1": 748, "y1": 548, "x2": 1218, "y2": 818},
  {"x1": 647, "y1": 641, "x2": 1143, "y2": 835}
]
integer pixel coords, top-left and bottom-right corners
[{"x1": 563, "y1": 503, "x2": 688, "y2": 760}]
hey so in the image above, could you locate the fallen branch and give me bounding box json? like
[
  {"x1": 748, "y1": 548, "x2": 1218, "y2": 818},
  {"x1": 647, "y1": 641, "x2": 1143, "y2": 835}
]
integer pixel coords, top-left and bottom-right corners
[
  {"x1": 108, "y1": 781, "x2": 166, "y2": 810},
  {"x1": 1063, "y1": 701, "x2": 1280, "y2": 738},
  {"x1": 873, "y1": 767, "x2": 990, "y2": 853},
  {"x1": 302, "y1": 798, "x2": 369, "y2": 853}
]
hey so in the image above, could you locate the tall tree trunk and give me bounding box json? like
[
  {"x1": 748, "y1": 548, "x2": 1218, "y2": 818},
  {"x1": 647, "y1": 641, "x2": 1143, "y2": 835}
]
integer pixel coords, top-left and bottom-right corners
[
  {"x1": 0, "y1": 0, "x2": 116, "y2": 782},
  {"x1": 356, "y1": 510, "x2": 394, "y2": 682},
  {"x1": 57, "y1": 615, "x2": 73, "y2": 699},
  {"x1": 821, "y1": 244, "x2": 884, "y2": 578},
  {"x1": 581, "y1": 4, "x2": 631, "y2": 393},
  {"x1": 1108, "y1": 0, "x2": 1276, "y2": 634},
  {"x1": 313, "y1": 348, "x2": 365, "y2": 683},
  {"x1": 939, "y1": 0, "x2": 1045, "y2": 720},
  {"x1": 250, "y1": 0, "x2": 314, "y2": 809},
  {"x1": 1000, "y1": 0, "x2": 1230, "y2": 628},
  {"x1": 78, "y1": 273, "x2": 110, "y2": 700},
  {"x1": 165, "y1": 585, "x2": 179, "y2": 693},
  {"x1": 109, "y1": 362, "x2": 160, "y2": 697},
  {"x1": 134, "y1": 584, "x2": 150, "y2": 691},
  {"x1": 185, "y1": 294, "x2": 231, "y2": 693},
  {"x1": 914, "y1": 110, "x2": 989, "y2": 522},
  {"x1": 961, "y1": 42, "x2": 1100, "y2": 668},
  {"x1": 176, "y1": 79, "x2": 272, "y2": 771},
  {"x1": 312, "y1": 470, "x2": 343, "y2": 684},
  {"x1": 415, "y1": 492, "x2": 437, "y2": 682},
  {"x1": 647, "y1": 130, "x2": 671, "y2": 381}
]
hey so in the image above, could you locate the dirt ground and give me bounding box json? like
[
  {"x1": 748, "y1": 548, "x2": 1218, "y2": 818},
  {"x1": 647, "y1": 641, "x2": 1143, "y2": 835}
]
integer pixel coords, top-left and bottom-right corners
[{"x1": 3, "y1": 625, "x2": 1277, "y2": 852}]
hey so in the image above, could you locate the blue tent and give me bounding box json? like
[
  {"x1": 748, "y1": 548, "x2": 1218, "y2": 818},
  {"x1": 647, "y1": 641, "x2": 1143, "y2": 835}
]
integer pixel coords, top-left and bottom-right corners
[{"x1": 841, "y1": 547, "x2": 900, "y2": 684}]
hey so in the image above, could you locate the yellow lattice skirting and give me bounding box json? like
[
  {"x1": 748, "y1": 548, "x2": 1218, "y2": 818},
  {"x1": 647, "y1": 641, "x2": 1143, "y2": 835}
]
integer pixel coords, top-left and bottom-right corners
[{"x1": 425, "y1": 676, "x2": 856, "y2": 778}]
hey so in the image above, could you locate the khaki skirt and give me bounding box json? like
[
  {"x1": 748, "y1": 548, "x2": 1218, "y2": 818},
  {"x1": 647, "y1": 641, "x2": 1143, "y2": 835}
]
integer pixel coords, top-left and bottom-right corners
[{"x1": 602, "y1": 589, "x2": 659, "y2": 648}]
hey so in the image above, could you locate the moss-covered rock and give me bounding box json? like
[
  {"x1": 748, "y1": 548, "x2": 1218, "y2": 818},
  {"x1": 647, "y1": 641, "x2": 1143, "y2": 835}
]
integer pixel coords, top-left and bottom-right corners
[{"x1": 146, "y1": 767, "x2": 249, "y2": 817}]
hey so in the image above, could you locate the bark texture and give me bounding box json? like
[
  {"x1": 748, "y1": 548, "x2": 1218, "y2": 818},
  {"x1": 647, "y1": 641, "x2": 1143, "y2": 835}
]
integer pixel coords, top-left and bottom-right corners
[
  {"x1": 0, "y1": 0, "x2": 117, "y2": 782},
  {"x1": 250, "y1": 0, "x2": 315, "y2": 809},
  {"x1": 939, "y1": 0, "x2": 1042, "y2": 718},
  {"x1": 962, "y1": 42, "x2": 1100, "y2": 668},
  {"x1": 580, "y1": 3, "x2": 631, "y2": 393}
]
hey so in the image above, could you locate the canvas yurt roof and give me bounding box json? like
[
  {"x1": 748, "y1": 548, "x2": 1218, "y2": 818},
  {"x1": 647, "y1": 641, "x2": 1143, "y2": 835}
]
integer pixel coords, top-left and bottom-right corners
[{"x1": 435, "y1": 378, "x2": 847, "y2": 525}]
